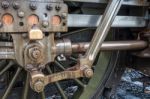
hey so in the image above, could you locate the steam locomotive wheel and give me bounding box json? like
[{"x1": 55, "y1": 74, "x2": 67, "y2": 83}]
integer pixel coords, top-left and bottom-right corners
[
  {"x1": 0, "y1": 0, "x2": 148, "y2": 99},
  {"x1": 0, "y1": 29, "x2": 125, "y2": 99}
]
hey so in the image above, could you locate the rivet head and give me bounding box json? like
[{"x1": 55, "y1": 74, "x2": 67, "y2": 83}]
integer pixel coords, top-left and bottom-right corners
[
  {"x1": 55, "y1": 5, "x2": 61, "y2": 11},
  {"x1": 18, "y1": 11, "x2": 25, "y2": 18},
  {"x1": 42, "y1": 21, "x2": 49, "y2": 27},
  {"x1": 13, "y1": 2, "x2": 20, "y2": 9},
  {"x1": 61, "y1": 13, "x2": 67, "y2": 19},
  {"x1": 30, "y1": 3, "x2": 37, "y2": 10},
  {"x1": 1, "y1": 1, "x2": 9, "y2": 9},
  {"x1": 46, "y1": 4, "x2": 52, "y2": 11}
]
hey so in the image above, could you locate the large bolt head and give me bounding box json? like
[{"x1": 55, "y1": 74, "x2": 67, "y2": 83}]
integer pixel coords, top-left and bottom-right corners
[
  {"x1": 28, "y1": 47, "x2": 42, "y2": 60},
  {"x1": 33, "y1": 80, "x2": 45, "y2": 92},
  {"x1": 83, "y1": 68, "x2": 93, "y2": 78},
  {"x1": 32, "y1": 49, "x2": 41, "y2": 59}
]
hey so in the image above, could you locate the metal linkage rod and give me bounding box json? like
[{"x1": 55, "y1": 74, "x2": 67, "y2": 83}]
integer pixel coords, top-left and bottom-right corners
[
  {"x1": 68, "y1": 15, "x2": 146, "y2": 28},
  {"x1": 64, "y1": 0, "x2": 149, "y2": 6},
  {"x1": 0, "y1": 48, "x2": 15, "y2": 59},
  {"x1": 84, "y1": 0, "x2": 123, "y2": 66},
  {"x1": 46, "y1": 66, "x2": 67, "y2": 99},
  {"x1": 72, "y1": 41, "x2": 148, "y2": 53},
  {"x1": 55, "y1": 61, "x2": 86, "y2": 87},
  {"x1": 0, "y1": 40, "x2": 148, "y2": 60}
]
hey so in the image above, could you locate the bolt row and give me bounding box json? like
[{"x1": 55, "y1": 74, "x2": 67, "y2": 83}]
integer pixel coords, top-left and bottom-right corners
[{"x1": 1, "y1": 1, "x2": 61, "y2": 11}]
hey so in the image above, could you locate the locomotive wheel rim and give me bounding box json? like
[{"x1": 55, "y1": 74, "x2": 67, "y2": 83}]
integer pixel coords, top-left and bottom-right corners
[{"x1": 78, "y1": 52, "x2": 112, "y2": 99}]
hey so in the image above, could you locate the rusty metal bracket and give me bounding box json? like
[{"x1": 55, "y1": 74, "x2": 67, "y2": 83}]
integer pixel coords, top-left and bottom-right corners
[{"x1": 29, "y1": 67, "x2": 81, "y2": 92}]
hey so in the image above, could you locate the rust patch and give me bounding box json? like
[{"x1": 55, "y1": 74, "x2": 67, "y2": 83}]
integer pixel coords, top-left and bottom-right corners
[
  {"x1": 52, "y1": 15, "x2": 61, "y2": 26},
  {"x1": 2, "y1": 14, "x2": 14, "y2": 25},
  {"x1": 28, "y1": 15, "x2": 39, "y2": 26}
]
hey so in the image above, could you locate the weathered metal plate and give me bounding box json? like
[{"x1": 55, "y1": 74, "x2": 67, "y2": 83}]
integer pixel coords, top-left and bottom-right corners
[
  {"x1": 0, "y1": 0, "x2": 68, "y2": 33},
  {"x1": 68, "y1": 14, "x2": 146, "y2": 27},
  {"x1": 65, "y1": 0, "x2": 149, "y2": 6}
]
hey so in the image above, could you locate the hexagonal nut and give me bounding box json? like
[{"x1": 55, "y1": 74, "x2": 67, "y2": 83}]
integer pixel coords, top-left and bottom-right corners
[
  {"x1": 33, "y1": 80, "x2": 45, "y2": 93},
  {"x1": 28, "y1": 47, "x2": 42, "y2": 60},
  {"x1": 30, "y1": 72, "x2": 45, "y2": 92},
  {"x1": 32, "y1": 49, "x2": 41, "y2": 59},
  {"x1": 83, "y1": 68, "x2": 93, "y2": 78}
]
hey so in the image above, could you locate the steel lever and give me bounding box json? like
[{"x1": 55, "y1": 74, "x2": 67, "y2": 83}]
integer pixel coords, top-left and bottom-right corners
[{"x1": 80, "y1": 0, "x2": 123, "y2": 67}]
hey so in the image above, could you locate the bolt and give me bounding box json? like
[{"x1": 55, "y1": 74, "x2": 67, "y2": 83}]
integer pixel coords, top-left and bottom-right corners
[
  {"x1": 13, "y1": 2, "x2": 20, "y2": 9},
  {"x1": 55, "y1": 5, "x2": 61, "y2": 11},
  {"x1": 42, "y1": 21, "x2": 49, "y2": 27},
  {"x1": 83, "y1": 67, "x2": 93, "y2": 78},
  {"x1": 26, "y1": 64, "x2": 34, "y2": 70},
  {"x1": 1, "y1": 1, "x2": 9, "y2": 9},
  {"x1": 18, "y1": 11, "x2": 25, "y2": 18},
  {"x1": 33, "y1": 80, "x2": 45, "y2": 92},
  {"x1": 46, "y1": 4, "x2": 52, "y2": 11},
  {"x1": 28, "y1": 47, "x2": 42, "y2": 60},
  {"x1": 30, "y1": 3, "x2": 37, "y2": 10},
  {"x1": 57, "y1": 54, "x2": 66, "y2": 61},
  {"x1": 22, "y1": 33, "x2": 28, "y2": 38},
  {"x1": 32, "y1": 49, "x2": 41, "y2": 59},
  {"x1": 61, "y1": 13, "x2": 67, "y2": 19}
]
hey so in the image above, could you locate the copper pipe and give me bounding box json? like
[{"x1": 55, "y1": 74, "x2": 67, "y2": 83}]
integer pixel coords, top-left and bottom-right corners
[{"x1": 72, "y1": 40, "x2": 148, "y2": 53}]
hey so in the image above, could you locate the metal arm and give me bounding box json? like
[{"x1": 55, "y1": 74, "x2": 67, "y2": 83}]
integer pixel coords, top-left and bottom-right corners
[{"x1": 82, "y1": 0, "x2": 123, "y2": 67}]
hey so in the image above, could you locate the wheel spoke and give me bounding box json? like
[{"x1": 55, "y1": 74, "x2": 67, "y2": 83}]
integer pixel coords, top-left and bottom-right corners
[
  {"x1": 46, "y1": 66, "x2": 67, "y2": 99},
  {"x1": 41, "y1": 91, "x2": 46, "y2": 99},
  {"x1": 55, "y1": 82, "x2": 67, "y2": 99},
  {"x1": 2, "y1": 67, "x2": 22, "y2": 99},
  {"x1": 74, "y1": 79, "x2": 86, "y2": 88},
  {"x1": 0, "y1": 60, "x2": 7, "y2": 70},
  {"x1": 55, "y1": 60, "x2": 65, "y2": 70},
  {"x1": 69, "y1": 56, "x2": 77, "y2": 62},
  {"x1": 0, "y1": 61, "x2": 14, "y2": 76},
  {"x1": 22, "y1": 73, "x2": 29, "y2": 99}
]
